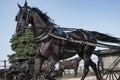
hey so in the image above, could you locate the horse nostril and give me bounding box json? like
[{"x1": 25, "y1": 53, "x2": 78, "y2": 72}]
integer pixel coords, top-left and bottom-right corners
[
  {"x1": 16, "y1": 28, "x2": 20, "y2": 32},
  {"x1": 16, "y1": 28, "x2": 21, "y2": 35}
]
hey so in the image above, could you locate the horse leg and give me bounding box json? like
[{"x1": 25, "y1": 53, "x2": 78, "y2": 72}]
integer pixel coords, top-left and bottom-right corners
[
  {"x1": 89, "y1": 59, "x2": 102, "y2": 80},
  {"x1": 74, "y1": 67, "x2": 78, "y2": 77},
  {"x1": 80, "y1": 47, "x2": 93, "y2": 80},
  {"x1": 44, "y1": 57, "x2": 56, "y2": 80},
  {"x1": 31, "y1": 56, "x2": 44, "y2": 80},
  {"x1": 81, "y1": 57, "x2": 90, "y2": 80}
]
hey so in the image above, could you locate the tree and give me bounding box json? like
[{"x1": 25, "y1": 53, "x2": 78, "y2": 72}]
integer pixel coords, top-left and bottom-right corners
[{"x1": 8, "y1": 29, "x2": 34, "y2": 60}]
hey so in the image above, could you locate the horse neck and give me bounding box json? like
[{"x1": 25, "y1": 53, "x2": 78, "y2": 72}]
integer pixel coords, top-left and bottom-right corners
[{"x1": 31, "y1": 11, "x2": 47, "y2": 37}]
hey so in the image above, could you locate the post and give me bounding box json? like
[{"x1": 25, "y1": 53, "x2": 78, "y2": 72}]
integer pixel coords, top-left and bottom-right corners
[{"x1": 4, "y1": 60, "x2": 6, "y2": 80}]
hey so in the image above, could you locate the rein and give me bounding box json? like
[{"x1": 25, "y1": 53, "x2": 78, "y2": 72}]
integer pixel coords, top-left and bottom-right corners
[
  {"x1": 33, "y1": 25, "x2": 75, "y2": 42},
  {"x1": 31, "y1": 27, "x2": 78, "y2": 31}
]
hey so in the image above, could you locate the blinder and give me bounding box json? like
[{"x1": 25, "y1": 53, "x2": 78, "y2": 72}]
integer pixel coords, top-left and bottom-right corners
[
  {"x1": 16, "y1": 7, "x2": 31, "y2": 28},
  {"x1": 25, "y1": 8, "x2": 31, "y2": 27}
]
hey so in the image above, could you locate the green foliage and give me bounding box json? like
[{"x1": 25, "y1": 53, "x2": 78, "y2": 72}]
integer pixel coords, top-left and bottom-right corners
[{"x1": 8, "y1": 29, "x2": 34, "y2": 60}]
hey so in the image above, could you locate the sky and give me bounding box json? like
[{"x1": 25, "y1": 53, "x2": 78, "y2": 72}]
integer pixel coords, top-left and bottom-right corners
[{"x1": 0, "y1": 0, "x2": 120, "y2": 62}]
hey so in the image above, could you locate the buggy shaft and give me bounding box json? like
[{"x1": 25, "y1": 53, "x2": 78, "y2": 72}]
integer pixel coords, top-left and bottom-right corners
[{"x1": 49, "y1": 33, "x2": 120, "y2": 49}]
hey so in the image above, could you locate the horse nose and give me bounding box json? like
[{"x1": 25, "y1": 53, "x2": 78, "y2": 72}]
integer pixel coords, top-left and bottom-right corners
[
  {"x1": 16, "y1": 27, "x2": 20, "y2": 33},
  {"x1": 16, "y1": 27, "x2": 22, "y2": 35}
]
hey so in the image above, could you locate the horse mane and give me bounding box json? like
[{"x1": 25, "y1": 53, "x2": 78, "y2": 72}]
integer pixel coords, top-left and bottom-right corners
[{"x1": 32, "y1": 7, "x2": 54, "y2": 25}]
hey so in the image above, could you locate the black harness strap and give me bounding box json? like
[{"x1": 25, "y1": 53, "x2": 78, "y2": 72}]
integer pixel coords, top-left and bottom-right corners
[{"x1": 48, "y1": 33, "x2": 120, "y2": 49}]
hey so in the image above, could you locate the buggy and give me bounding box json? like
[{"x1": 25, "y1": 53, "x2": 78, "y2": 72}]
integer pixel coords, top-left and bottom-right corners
[{"x1": 94, "y1": 49, "x2": 120, "y2": 80}]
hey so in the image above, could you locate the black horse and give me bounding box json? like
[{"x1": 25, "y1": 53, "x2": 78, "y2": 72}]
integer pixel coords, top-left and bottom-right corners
[{"x1": 15, "y1": 1, "x2": 120, "y2": 80}]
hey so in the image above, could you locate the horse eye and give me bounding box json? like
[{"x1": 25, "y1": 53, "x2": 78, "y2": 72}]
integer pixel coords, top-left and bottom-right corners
[{"x1": 22, "y1": 12, "x2": 27, "y2": 19}]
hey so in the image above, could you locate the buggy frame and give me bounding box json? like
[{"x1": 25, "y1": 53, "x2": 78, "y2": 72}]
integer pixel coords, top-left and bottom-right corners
[{"x1": 94, "y1": 49, "x2": 120, "y2": 80}]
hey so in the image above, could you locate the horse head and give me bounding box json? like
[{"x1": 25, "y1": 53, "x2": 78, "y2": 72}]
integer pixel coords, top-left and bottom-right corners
[
  {"x1": 15, "y1": 1, "x2": 32, "y2": 35},
  {"x1": 15, "y1": 1, "x2": 53, "y2": 37}
]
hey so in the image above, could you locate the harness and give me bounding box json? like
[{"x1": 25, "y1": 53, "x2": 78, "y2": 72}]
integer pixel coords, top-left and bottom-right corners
[
  {"x1": 34, "y1": 24, "x2": 54, "y2": 42},
  {"x1": 19, "y1": 7, "x2": 53, "y2": 42}
]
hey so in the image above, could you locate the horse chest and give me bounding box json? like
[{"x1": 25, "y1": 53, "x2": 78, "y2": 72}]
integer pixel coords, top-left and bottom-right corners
[
  {"x1": 38, "y1": 41, "x2": 51, "y2": 55},
  {"x1": 41, "y1": 42, "x2": 50, "y2": 49}
]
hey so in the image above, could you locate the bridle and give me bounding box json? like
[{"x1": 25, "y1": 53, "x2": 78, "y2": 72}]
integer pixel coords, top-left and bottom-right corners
[
  {"x1": 24, "y1": 8, "x2": 31, "y2": 27},
  {"x1": 17, "y1": 7, "x2": 31, "y2": 28},
  {"x1": 17, "y1": 7, "x2": 56, "y2": 42}
]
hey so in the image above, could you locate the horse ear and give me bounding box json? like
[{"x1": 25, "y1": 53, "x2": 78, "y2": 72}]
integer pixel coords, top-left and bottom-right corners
[
  {"x1": 17, "y1": 3, "x2": 21, "y2": 9},
  {"x1": 24, "y1": 0, "x2": 28, "y2": 7}
]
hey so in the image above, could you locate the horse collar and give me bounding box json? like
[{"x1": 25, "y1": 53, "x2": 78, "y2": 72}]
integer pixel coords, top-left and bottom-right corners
[{"x1": 34, "y1": 26, "x2": 54, "y2": 42}]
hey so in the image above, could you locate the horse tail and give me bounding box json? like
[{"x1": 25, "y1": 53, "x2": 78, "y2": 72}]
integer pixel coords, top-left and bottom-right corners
[{"x1": 90, "y1": 31, "x2": 120, "y2": 43}]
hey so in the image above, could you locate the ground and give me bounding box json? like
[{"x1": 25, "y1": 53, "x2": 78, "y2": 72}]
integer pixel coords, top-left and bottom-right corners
[{"x1": 61, "y1": 76, "x2": 96, "y2": 80}]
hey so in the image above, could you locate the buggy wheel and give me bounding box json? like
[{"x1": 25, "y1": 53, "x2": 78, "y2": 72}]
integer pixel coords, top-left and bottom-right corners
[
  {"x1": 97, "y1": 59, "x2": 120, "y2": 80},
  {"x1": 100, "y1": 70, "x2": 120, "y2": 80}
]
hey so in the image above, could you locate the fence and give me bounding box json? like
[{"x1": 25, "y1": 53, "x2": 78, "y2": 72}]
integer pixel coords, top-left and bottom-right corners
[
  {"x1": 0, "y1": 56, "x2": 98, "y2": 80},
  {"x1": 62, "y1": 57, "x2": 98, "y2": 77},
  {"x1": 0, "y1": 60, "x2": 10, "y2": 80}
]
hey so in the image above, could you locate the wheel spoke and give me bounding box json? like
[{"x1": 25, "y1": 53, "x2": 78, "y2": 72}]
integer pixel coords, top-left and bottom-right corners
[
  {"x1": 116, "y1": 71, "x2": 120, "y2": 76},
  {"x1": 116, "y1": 71, "x2": 120, "y2": 79},
  {"x1": 113, "y1": 71, "x2": 118, "y2": 79},
  {"x1": 98, "y1": 66, "x2": 120, "y2": 80},
  {"x1": 102, "y1": 71, "x2": 107, "y2": 76},
  {"x1": 111, "y1": 72, "x2": 115, "y2": 80},
  {"x1": 105, "y1": 71, "x2": 109, "y2": 80},
  {"x1": 109, "y1": 72, "x2": 112, "y2": 80}
]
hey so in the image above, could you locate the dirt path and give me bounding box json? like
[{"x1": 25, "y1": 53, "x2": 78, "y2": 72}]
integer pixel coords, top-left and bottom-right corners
[{"x1": 61, "y1": 76, "x2": 96, "y2": 80}]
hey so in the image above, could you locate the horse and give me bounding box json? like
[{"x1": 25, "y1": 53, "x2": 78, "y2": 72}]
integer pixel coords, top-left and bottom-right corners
[
  {"x1": 59, "y1": 57, "x2": 81, "y2": 77},
  {"x1": 15, "y1": 1, "x2": 120, "y2": 80},
  {"x1": 50, "y1": 57, "x2": 81, "y2": 78}
]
